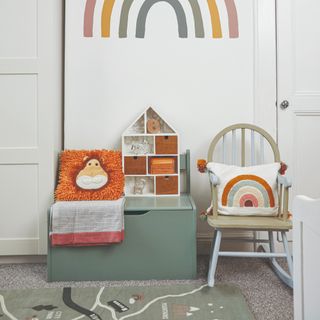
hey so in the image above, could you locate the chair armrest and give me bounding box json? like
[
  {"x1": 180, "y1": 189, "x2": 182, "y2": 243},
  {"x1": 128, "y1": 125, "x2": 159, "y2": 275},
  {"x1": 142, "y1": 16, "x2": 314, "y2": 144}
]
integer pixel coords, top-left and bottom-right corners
[
  {"x1": 208, "y1": 170, "x2": 220, "y2": 186},
  {"x1": 277, "y1": 174, "x2": 292, "y2": 188}
]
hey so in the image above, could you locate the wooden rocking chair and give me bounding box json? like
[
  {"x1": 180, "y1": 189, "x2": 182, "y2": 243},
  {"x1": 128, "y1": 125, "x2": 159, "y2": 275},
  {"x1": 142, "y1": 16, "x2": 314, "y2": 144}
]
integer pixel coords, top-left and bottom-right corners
[{"x1": 204, "y1": 123, "x2": 293, "y2": 288}]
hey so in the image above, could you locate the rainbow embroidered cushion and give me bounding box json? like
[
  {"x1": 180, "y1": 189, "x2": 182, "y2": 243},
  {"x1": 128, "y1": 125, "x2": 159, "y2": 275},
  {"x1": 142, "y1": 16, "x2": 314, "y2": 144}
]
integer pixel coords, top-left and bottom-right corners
[{"x1": 206, "y1": 162, "x2": 280, "y2": 216}]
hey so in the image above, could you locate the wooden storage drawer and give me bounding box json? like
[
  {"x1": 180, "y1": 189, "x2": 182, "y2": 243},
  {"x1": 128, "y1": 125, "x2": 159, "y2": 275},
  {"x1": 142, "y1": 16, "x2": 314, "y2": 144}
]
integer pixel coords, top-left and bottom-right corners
[
  {"x1": 156, "y1": 176, "x2": 178, "y2": 195},
  {"x1": 149, "y1": 157, "x2": 177, "y2": 174},
  {"x1": 155, "y1": 136, "x2": 178, "y2": 154},
  {"x1": 124, "y1": 156, "x2": 146, "y2": 175}
]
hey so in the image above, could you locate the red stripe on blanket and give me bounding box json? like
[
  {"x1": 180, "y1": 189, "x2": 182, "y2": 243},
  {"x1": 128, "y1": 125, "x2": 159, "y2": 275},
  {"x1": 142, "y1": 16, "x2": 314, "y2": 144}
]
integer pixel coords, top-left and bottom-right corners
[{"x1": 50, "y1": 230, "x2": 124, "y2": 247}]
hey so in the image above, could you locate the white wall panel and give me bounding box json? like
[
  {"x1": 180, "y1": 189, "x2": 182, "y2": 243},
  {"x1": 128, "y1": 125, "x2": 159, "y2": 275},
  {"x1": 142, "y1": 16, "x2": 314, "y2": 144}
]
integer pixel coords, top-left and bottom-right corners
[
  {"x1": 294, "y1": 114, "x2": 320, "y2": 198},
  {"x1": 0, "y1": 74, "x2": 38, "y2": 148},
  {"x1": 303, "y1": 224, "x2": 320, "y2": 320},
  {"x1": 65, "y1": 0, "x2": 258, "y2": 150},
  {"x1": 295, "y1": 0, "x2": 320, "y2": 93},
  {"x1": 0, "y1": 165, "x2": 38, "y2": 238},
  {"x1": 0, "y1": 0, "x2": 37, "y2": 58},
  {"x1": 293, "y1": 197, "x2": 320, "y2": 320}
]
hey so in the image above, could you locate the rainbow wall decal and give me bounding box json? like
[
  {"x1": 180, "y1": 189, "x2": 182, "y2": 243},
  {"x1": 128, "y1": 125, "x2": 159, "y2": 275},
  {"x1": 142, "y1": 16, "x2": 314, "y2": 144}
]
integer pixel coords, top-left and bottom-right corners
[
  {"x1": 222, "y1": 175, "x2": 275, "y2": 208},
  {"x1": 83, "y1": 0, "x2": 239, "y2": 39}
]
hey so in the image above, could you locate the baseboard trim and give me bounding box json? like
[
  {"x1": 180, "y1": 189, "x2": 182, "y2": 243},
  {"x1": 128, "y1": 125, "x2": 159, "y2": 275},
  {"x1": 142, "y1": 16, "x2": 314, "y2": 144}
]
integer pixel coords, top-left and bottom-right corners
[
  {"x1": 0, "y1": 232, "x2": 256, "y2": 264},
  {"x1": 0, "y1": 255, "x2": 46, "y2": 264}
]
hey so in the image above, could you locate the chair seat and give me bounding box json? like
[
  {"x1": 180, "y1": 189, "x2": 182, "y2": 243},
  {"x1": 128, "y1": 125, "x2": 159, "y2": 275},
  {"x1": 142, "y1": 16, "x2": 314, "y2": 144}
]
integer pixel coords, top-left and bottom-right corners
[{"x1": 207, "y1": 215, "x2": 292, "y2": 230}]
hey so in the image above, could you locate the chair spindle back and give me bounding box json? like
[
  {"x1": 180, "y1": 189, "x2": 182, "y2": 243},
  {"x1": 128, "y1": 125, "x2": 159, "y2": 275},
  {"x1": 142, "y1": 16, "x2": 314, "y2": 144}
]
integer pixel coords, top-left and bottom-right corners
[{"x1": 207, "y1": 123, "x2": 280, "y2": 166}]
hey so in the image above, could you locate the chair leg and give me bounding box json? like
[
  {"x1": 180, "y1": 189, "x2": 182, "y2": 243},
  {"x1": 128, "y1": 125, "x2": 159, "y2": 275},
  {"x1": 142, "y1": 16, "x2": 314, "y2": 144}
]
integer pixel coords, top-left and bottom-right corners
[
  {"x1": 268, "y1": 231, "x2": 293, "y2": 288},
  {"x1": 208, "y1": 229, "x2": 222, "y2": 287},
  {"x1": 268, "y1": 231, "x2": 275, "y2": 256},
  {"x1": 281, "y1": 231, "x2": 293, "y2": 276},
  {"x1": 253, "y1": 231, "x2": 257, "y2": 252},
  {"x1": 208, "y1": 229, "x2": 218, "y2": 262},
  {"x1": 268, "y1": 231, "x2": 278, "y2": 273}
]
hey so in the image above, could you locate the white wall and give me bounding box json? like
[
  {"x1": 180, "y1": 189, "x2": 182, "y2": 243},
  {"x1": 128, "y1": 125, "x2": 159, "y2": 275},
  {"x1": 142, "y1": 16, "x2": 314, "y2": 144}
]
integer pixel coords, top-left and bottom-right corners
[{"x1": 65, "y1": 0, "x2": 276, "y2": 240}]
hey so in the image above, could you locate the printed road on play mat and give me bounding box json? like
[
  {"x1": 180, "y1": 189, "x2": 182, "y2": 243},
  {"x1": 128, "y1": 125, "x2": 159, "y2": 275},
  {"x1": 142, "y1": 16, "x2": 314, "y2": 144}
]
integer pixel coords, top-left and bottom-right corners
[{"x1": 0, "y1": 284, "x2": 254, "y2": 320}]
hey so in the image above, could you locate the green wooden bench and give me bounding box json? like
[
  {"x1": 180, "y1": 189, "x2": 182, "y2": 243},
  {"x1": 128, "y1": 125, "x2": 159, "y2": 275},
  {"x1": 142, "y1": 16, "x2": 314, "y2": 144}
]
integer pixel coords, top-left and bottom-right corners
[{"x1": 47, "y1": 150, "x2": 197, "y2": 281}]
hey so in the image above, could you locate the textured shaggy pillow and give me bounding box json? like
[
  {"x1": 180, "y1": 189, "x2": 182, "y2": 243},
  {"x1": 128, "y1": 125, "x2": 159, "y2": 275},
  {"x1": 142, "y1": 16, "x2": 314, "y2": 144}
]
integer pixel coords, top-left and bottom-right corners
[
  {"x1": 207, "y1": 162, "x2": 280, "y2": 216},
  {"x1": 55, "y1": 150, "x2": 124, "y2": 201}
]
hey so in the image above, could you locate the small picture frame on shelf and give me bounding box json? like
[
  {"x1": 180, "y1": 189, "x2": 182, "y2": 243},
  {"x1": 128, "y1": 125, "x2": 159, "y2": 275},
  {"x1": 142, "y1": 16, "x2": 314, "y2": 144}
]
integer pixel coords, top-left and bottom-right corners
[{"x1": 147, "y1": 118, "x2": 161, "y2": 134}]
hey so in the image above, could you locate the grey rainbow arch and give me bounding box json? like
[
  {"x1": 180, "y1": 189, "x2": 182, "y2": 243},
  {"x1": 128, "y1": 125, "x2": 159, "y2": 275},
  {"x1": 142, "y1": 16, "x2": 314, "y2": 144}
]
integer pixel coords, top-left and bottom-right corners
[
  {"x1": 119, "y1": 0, "x2": 204, "y2": 38},
  {"x1": 136, "y1": 0, "x2": 188, "y2": 38}
]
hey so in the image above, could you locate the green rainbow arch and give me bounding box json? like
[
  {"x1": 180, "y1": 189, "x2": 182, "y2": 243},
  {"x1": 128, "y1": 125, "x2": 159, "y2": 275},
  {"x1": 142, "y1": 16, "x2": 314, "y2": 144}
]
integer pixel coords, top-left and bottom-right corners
[
  {"x1": 136, "y1": 0, "x2": 188, "y2": 38},
  {"x1": 119, "y1": 0, "x2": 135, "y2": 38},
  {"x1": 187, "y1": 0, "x2": 205, "y2": 38}
]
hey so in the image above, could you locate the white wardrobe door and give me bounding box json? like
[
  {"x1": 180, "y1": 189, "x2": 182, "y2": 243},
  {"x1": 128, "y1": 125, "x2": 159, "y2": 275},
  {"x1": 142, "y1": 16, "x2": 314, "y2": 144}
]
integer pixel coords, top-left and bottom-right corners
[
  {"x1": 278, "y1": 0, "x2": 320, "y2": 201},
  {"x1": 0, "y1": 0, "x2": 62, "y2": 255}
]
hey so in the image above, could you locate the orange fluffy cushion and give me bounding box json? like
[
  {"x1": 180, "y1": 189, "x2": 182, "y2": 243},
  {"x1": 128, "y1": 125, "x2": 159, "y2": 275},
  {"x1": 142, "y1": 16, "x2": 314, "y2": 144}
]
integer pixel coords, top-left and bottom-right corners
[{"x1": 55, "y1": 150, "x2": 124, "y2": 201}]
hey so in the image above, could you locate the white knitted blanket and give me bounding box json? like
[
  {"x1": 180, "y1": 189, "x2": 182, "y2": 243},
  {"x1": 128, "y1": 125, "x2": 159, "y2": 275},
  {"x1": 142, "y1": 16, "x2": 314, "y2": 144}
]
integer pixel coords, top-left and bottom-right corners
[{"x1": 50, "y1": 198, "x2": 125, "y2": 246}]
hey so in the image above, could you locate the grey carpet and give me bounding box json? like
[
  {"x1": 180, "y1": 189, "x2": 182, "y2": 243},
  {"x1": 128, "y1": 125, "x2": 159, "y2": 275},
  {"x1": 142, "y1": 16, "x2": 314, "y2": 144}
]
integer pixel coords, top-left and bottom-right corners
[{"x1": 0, "y1": 256, "x2": 293, "y2": 320}]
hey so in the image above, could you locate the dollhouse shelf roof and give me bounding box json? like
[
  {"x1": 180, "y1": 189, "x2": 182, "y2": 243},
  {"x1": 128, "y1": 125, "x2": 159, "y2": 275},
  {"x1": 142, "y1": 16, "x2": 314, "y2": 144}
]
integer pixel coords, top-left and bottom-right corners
[{"x1": 123, "y1": 107, "x2": 177, "y2": 135}]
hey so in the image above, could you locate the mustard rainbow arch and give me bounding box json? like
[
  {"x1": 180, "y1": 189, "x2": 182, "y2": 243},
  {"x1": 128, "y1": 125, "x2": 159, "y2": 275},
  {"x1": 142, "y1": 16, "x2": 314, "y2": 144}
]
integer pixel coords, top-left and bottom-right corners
[
  {"x1": 101, "y1": 0, "x2": 116, "y2": 37},
  {"x1": 222, "y1": 174, "x2": 275, "y2": 208}
]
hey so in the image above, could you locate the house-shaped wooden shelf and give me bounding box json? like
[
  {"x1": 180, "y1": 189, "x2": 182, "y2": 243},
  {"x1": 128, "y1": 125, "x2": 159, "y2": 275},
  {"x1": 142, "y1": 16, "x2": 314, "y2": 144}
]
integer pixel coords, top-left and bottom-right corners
[{"x1": 122, "y1": 107, "x2": 180, "y2": 197}]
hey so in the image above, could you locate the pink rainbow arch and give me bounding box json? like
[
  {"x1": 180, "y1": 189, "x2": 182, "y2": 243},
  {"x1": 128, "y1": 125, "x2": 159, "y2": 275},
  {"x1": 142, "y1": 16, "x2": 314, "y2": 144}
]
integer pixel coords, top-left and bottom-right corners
[
  {"x1": 83, "y1": 0, "x2": 96, "y2": 37},
  {"x1": 224, "y1": 0, "x2": 239, "y2": 38}
]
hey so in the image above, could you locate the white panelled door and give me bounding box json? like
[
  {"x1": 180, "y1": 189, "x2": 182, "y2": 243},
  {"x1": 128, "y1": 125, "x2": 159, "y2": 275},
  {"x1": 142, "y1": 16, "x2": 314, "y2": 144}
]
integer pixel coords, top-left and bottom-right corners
[
  {"x1": 277, "y1": 0, "x2": 320, "y2": 201},
  {"x1": 0, "y1": 0, "x2": 62, "y2": 255}
]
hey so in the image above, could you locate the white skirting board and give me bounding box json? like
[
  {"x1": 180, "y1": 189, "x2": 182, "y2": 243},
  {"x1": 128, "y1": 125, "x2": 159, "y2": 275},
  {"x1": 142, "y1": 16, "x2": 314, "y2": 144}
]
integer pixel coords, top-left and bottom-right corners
[{"x1": 0, "y1": 255, "x2": 46, "y2": 265}]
